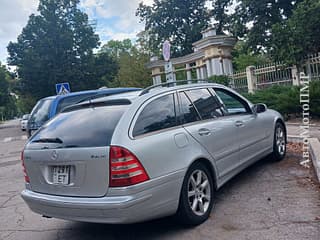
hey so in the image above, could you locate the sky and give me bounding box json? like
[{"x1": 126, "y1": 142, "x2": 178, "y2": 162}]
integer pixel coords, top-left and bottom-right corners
[{"x1": 0, "y1": 0, "x2": 154, "y2": 65}]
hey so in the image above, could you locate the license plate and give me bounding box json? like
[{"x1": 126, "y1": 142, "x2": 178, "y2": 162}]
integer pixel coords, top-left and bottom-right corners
[{"x1": 52, "y1": 166, "x2": 70, "y2": 185}]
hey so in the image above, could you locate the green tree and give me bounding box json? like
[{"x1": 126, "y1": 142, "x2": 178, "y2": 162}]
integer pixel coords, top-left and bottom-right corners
[
  {"x1": 232, "y1": 42, "x2": 271, "y2": 71},
  {"x1": 100, "y1": 39, "x2": 133, "y2": 58},
  {"x1": 211, "y1": 0, "x2": 232, "y2": 34},
  {"x1": 100, "y1": 39, "x2": 151, "y2": 88},
  {"x1": 7, "y1": 0, "x2": 106, "y2": 99},
  {"x1": 136, "y1": 0, "x2": 210, "y2": 58},
  {"x1": 0, "y1": 63, "x2": 18, "y2": 120},
  {"x1": 271, "y1": 0, "x2": 320, "y2": 67},
  {"x1": 231, "y1": 0, "x2": 303, "y2": 53}
]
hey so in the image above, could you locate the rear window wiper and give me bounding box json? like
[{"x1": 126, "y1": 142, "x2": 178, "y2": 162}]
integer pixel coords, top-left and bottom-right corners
[{"x1": 32, "y1": 138, "x2": 63, "y2": 144}]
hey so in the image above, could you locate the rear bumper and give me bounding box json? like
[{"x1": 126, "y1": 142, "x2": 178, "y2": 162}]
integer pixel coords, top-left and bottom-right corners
[{"x1": 21, "y1": 170, "x2": 185, "y2": 224}]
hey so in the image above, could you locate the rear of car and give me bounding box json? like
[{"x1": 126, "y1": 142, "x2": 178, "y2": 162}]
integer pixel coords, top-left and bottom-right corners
[{"x1": 20, "y1": 114, "x2": 30, "y2": 131}]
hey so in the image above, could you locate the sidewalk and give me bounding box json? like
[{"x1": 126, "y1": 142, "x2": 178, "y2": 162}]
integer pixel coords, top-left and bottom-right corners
[{"x1": 286, "y1": 122, "x2": 320, "y2": 140}]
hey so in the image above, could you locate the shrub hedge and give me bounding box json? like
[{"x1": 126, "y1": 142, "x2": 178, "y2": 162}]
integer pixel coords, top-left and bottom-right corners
[{"x1": 243, "y1": 81, "x2": 320, "y2": 119}]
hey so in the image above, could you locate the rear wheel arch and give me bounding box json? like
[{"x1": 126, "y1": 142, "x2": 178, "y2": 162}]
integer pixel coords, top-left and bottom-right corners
[
  {"x1": 187, "y1": 158, "x2": 218, "y2": 190},
  {"x1": 176, "y1": 158, "x2": 217, "y2": 225},
  {"x1": 275, "y1": 118, "x2": 287, "y2": 142}
]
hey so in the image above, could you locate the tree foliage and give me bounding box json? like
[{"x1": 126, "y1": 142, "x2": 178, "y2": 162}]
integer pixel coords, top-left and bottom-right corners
[
  {"x1": 136, "y1": 0, "x2": 210, "y2": 58},
  {"x1": 232, "y1": 42, "x2": 271, "y2": 71},
  {"x1": 0, "y1": 63, "x2": 18, "y2": 120},
  {"x1": 271, "y1": 0, "x2": 320, "y2": 67},
  {"x1": 229, "y1": 0, "x2": 302, "y2": 53},
  {"x1": 7, "y1": 0, "x2": 116, "y2": 100},
  {"x1": 100, "y1": 39, "x2": 151, "y2": 88}
]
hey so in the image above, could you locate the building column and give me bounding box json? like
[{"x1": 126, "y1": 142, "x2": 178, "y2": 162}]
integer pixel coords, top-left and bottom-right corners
[
  {"x1": 186, "y1": 63, "x2": 192, "y2": 83},
  {"x1": 206, "y1": 59, "x2": 212, "y2": 77},
  {"x1": 211, "y1": 58, "x2": 222, "y2": 75},
  {"x1": 152, "y1": 67, "x2": 162, "y2": 85},
  {"x1": 196, "y1": 67, "x2": 201, "y2": 80},
  {"x1": 201, "y1": 67, "x2": 207, "y2": 80},
  {"x1": 223, "y1": 58, "x2": 233, "y2": 75},
  {"x1": 153, "y1": 75, "x2": 161, "y2": 85}
]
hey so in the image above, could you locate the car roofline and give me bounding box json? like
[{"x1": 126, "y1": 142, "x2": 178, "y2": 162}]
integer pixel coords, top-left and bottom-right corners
[{"x1": 36, "y1": 87, "x2": 141, "y2": 101}]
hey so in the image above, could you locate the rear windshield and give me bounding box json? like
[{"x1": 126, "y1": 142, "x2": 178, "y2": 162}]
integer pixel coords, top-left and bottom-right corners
[
  {"x1": 29, "y1": 99, "x2": 54, "y2": 124},
  {"x1": 30, "y1": 105, "x2": 128, "y2": 148}
]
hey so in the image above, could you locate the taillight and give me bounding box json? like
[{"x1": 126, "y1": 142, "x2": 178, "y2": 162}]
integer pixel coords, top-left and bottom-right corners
[
  {"x1": 21, "y1": 150, "x2": 30, "y2": 183},
  {"x1": 109, "y1": 146, "x2": 149, "y2": 187}
]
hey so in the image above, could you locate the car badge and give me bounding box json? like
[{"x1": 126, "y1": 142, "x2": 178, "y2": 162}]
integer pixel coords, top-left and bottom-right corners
[{"x1": 51, "y1": 150, "x2": 58, "y2": 160}]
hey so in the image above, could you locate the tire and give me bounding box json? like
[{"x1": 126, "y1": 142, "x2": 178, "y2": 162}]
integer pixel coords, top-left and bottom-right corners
[
  {"x1": 270, "y1": 122, "x2": 286, "y2": 161},
  {"x1": 176, "y1": 162, "x2": 214, "y2": 226}
]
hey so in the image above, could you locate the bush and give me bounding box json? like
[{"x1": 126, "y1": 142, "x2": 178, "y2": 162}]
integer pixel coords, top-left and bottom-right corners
[
  {"x1": 242, "y1": 81, "x2": 320, "y2": 119},
  {"x1": 243, "y1": 85, "x2": 300, "y2": 119}
]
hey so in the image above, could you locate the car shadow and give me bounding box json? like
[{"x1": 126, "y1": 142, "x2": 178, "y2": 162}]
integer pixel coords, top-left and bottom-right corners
[{"x1": 57, "y1": 155, "x2": 291, "y2": 240}]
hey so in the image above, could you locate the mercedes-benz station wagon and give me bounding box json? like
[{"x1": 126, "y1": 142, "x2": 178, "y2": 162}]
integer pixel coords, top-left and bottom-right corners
[{"x1": 21, "y1": 83, "x2": 286, "y2": 225}]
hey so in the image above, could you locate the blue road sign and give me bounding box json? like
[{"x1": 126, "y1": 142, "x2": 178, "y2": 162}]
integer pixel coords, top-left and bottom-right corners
[{"x1": 55, "y1": 83, "x2": 71, "y2": 95}]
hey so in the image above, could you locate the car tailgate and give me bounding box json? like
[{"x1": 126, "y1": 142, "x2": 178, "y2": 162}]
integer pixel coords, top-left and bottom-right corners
[{"x1": 24, "y1": 147, "x2": 109, "y2": 197}]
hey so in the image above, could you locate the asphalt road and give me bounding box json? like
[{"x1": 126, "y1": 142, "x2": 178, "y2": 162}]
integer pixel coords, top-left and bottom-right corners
[{"x1": 0, "y1": 120, "x2": 319, "y2": 240}]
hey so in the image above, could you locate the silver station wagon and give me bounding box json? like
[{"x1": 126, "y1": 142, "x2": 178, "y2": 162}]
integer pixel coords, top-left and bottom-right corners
[{"x1": 21, "y1": 82, "x2": 286, "y2": 225}]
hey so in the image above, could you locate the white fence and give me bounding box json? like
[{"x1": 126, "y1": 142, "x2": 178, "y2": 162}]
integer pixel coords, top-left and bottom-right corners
[{"x1": 230, "y1": 52, "x2": 320, "y2": 93}]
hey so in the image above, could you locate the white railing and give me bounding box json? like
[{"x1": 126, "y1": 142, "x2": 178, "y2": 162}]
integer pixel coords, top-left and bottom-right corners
[
  {"x1": 255, "y1": 63, "x2": 293, "y2": 89},
  {"x1": 230, "y1": 52, "x2": 320, "y2": 93},
  {"x1": 230, "y1": 70, "x2": 247, "y2": 92}
]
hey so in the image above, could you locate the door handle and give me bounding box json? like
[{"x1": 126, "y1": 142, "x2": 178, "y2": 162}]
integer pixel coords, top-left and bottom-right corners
[
  {"x1": 198, "y1": 128, "x2": 211, "y2": 136},
  {"x1": 235, "y1": 120, "x2": 244, "y2": 127}
]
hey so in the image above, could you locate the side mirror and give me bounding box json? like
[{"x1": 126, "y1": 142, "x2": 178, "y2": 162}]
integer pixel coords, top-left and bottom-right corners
[{"x1": 253, "y1": 103, "x2": 267, "y2": 114}]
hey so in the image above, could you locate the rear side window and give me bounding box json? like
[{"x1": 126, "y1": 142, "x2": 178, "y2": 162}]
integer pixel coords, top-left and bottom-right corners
[
  {"x1": 31, "y1": 105, "x2": 128, "y2": 147},
  {"x1": 185, "y1": 89, "x2": 224, "y2": 120},
  {"x1": 178, "y1": 92, "x2": 201, "y2": 124},
  {"x1": 133, "y1": 94, "x2": 177, "y2": 137},
  {"x1": 56, "y1": 93, "x2": 96, "y2": 113}
]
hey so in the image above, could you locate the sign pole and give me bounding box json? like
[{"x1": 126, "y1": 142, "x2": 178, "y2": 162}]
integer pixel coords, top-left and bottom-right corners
[{"x1": 162, "y1": 40, "x2": 175, "y2": 85}]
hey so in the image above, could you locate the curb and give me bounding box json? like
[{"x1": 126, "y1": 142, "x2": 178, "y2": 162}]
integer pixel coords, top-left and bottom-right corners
[
  {"x1": 309, "y1": 138, "x2": 320, "y2": 182},
  {"x1": 287, "y1": 136, "x2": 320, "y2": 183},
  {"x1": 287, "y1": 135, "x2": 303, "y2": 143}
]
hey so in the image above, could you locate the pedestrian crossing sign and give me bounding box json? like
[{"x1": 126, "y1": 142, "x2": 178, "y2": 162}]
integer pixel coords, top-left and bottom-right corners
[{"x1": 55, "y1": 83, "x2": 71, "y2": 95}]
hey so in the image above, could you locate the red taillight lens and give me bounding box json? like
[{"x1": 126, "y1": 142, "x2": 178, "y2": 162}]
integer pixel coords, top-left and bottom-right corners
[
  {"x1": 109, "y1": 146, "x2": 149, "y2": 187},
  {"x1": 21, "y1": 150, "x2": 30, "y2": 183}
]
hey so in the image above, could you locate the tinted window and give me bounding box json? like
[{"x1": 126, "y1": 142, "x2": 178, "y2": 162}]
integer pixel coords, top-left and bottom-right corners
[
  {"x1": 214, "y1": 88, "x2": 249, "y2": 115},
  {"x1": 133, "y1": 94, "x2": 177, "y2": 137},
  {"x1": 56, "y1": 93, "x2": 96, "y2": 113},
  {"x1": 29, "y1": 99, "x2": 53, "y2": 124},
  {"x1": 185, "y1": 89, "x2": 224, "y2": 120},
  {"x1": 178, "y1": 92, "x2": 201, "y2": 124},
  {"x1": 30, "y1": 105, "x2": 128, "y2": 147}
]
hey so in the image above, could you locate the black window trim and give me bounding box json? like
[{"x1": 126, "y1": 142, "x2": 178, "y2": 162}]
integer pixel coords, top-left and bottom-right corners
[
  {"x1": 182, "y1": 88, "x2": 226, "y2": 121},
  {"x1": 130, "y1": 91, "x2": 180, "y2": 139},
  {"x1": 176, "y1": 90, "x2": 202, "y2": 124},
  {"x1": 212, "y1": 87, "x2": 253, "y2": 115}
]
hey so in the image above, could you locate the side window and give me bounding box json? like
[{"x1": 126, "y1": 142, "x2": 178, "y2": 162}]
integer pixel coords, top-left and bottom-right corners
[
  {"x1": 133, "y1": 94, "x2": 177, "y2": 137},
  {"x1": 178, "y1": 92, "x2": 201, "y2": 124},
  {"x1": 214, "y1": 88, "x2": 249, "y2": 115},
  {"x1": 185, "y1": 89, "x2": 224, "y2": 120}
]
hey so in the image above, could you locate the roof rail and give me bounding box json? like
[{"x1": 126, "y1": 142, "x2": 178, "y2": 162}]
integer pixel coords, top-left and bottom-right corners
[{"x1": 139, "y1": 79, "x2": 211, "y2": 96}]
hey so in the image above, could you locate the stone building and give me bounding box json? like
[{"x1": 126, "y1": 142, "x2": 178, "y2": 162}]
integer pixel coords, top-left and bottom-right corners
[{"x1": 147, "y1": 27, "x2": 237, "y2": 85}]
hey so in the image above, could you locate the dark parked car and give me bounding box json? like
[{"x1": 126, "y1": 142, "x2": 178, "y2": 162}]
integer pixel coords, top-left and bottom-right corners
[{"x1": 27, "y1": 87, "x2": 140, "y2": 137}]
